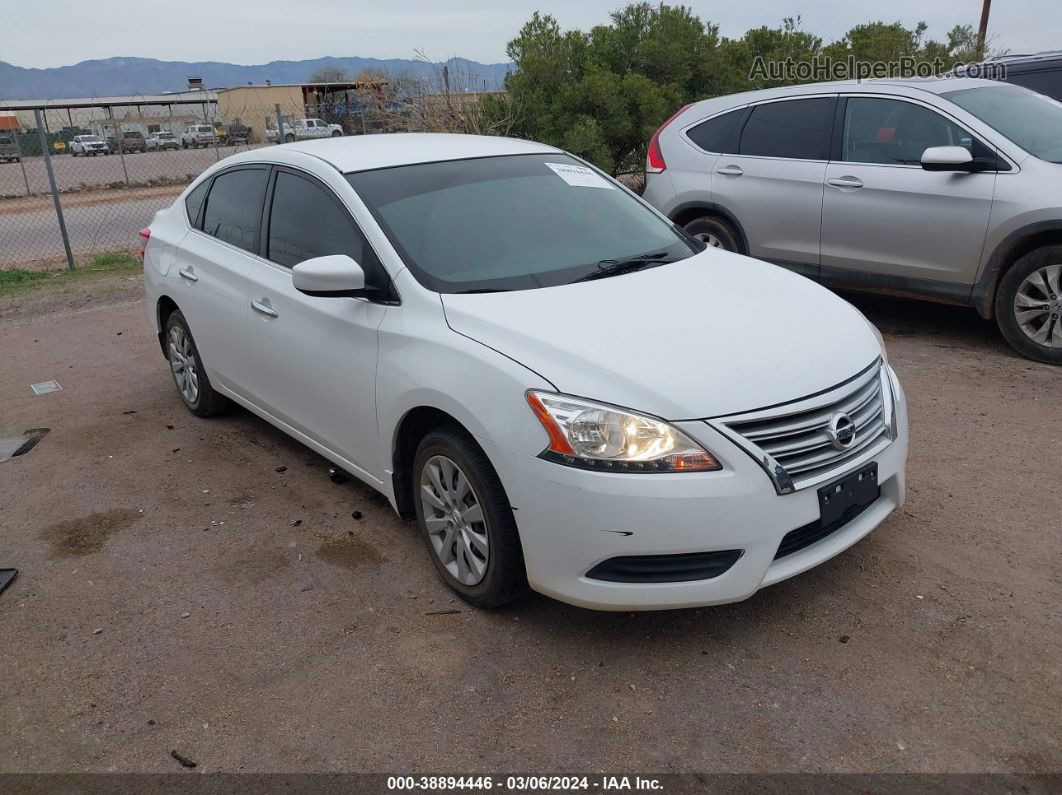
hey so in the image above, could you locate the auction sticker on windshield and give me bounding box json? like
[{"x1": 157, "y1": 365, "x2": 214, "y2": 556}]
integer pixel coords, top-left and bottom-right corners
[{"x1": 545, "y1": 162, "x2": 615, "y2": 189}]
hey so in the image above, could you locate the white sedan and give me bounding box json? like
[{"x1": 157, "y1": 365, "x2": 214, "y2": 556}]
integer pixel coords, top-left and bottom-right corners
[{"x1": 141, "y1": 134, "x2": 908, "y2": 610}]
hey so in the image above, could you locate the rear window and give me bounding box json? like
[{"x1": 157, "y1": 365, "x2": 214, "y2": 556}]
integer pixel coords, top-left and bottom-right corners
[
  {"x1": 201, "y1": 168, "x2": 269, "y2": 252},
  {"x1": 686, "y1": 108, "x2": 744, "y2": 153},
  {"x1": 739, "y1": 98, "x2": 835, "y2": 160}
]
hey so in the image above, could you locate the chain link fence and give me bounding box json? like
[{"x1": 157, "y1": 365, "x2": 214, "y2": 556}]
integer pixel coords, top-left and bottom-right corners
[{"x1": 1, "y1": 82, "x2": 511, "y2": 270}]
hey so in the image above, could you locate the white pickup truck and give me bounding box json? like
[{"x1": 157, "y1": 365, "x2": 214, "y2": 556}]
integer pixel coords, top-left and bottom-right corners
[
  {"x1": 267, "y1": 118, "x2": 343, "y2": 143},
  {"x1": 181, "y1": 124, "x2": 217, "y2": 148}
]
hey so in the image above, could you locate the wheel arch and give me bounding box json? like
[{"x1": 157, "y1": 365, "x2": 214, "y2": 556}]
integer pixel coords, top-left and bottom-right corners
[
  {"x1": 155, "y1": 295, "x2": 180, "y2": 357},
  {"x1": 668, "y1": 201, "x2": 749, "y2": 254},
  {"x1": 973, "y1": 221, "x2": 1062, "y2": 319},
  {"x1": 391, "y1": 406, "x2": 476, "y2": 520}
]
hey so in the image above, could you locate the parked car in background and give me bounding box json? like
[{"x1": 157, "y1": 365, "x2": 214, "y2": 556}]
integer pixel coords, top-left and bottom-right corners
[
  {"x1": 142, "y1": 134, "x2": 907, "y2": 611},
  {"x1": 182, "y1": 125, "x2": 217, "y2": 148},
  {"x1": 643, "y1": 77, "x2": 1062, "y2": 364},
  {"x1": 147, "y1": 132, "x2": 180, "y2": 151},
  {"x1": 0, "y1": 135, "x2": 20, "y2": 163},
  {"x1": 224, "y1": 121, "x2": 251, "y2": 146},
  {"x1": 70, "y1": 134, "x2": 109, "y2": 156},
  {"x1": 266, "y1": 118, "x2": 343, "y2": 142},
  {"x1": 977, "y1": 51, "x2": 1062, "y2": 103},
  {"x1": 119, "y1": 131, "x2": 147, "y2": 153}
]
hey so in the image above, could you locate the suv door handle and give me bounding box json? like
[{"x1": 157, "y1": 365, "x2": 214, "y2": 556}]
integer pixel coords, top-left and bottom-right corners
[
  {"x1": 827, "y1": 176, "x2": 864, "y2": 189},
  {"x1": 715, "y1": 165, "x2": 744, "y2": 176},
  {"x1": 251, "y1": 299, "x2": 279, "y2": 318},
  {"x1": 177, "y1": 266, "x2": 198, "y2": 282}
]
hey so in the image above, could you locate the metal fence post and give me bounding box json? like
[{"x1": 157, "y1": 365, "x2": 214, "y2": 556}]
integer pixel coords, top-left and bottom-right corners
[
  {"x1": 107, "y1": 106, "x2": 130, "y2": 186},
  {"x1": 14, "y1": 133, "x2": 30, "y2": 195},
  {"x1": 34, "y1": 109, "x2": 75, "y2": 271},
  {"x1": 276, "y1": 104, "x2": 285, "y2": 145}
]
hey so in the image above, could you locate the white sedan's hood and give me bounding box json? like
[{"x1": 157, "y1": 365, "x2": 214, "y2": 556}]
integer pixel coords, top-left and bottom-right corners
[{"x1": 441, "y1": 251, "x2": 881, "y2": 419}]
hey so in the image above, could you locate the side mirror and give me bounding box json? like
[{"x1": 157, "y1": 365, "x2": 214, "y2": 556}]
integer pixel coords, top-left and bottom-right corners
[
  {"x1": 921, "y1": 146, "x2": 974, "y2": 172},
  {"x1": 292, "y1": 254, "x2": 368, "y2": 298}
]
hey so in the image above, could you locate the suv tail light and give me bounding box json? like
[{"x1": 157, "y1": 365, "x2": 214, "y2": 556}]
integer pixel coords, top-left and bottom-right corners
[
  {"x1": 138, "y1": 227, "x2": 151, "y2": 260},
  {"x1": 646, "y1": 103, "x2": 691, "y2": 174}
]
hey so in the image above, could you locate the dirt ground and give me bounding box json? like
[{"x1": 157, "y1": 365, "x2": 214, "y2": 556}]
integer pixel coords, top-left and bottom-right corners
[{"x1": 0, "y1": 282, "x2": 1059, "y2": 776}]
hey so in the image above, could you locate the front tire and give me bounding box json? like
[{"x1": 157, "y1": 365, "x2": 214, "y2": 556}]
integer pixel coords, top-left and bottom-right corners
[
  {"x1": 165, "y1": 310, "x2": 229, "y2": 416},
  {"x1": 995, "y1": 245, "x2": 1062, "y2": 364},
  {"x1": 413, "y1": 427, "x2": 525, "y2": 608},
  {"x1": 683, "y1": 215, "x2": 740, "y2": 252}
]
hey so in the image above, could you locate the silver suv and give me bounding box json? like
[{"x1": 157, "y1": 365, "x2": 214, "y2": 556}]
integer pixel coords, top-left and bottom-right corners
[{"x1": 643, "y1": 77, "x2": 1062, "y2": 364}]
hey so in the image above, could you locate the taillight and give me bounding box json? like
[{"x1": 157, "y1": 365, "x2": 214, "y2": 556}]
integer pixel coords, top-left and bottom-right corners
[
  {"x1": 646, "y1": 103, "x2": 691, "y2": 174},
  {"x1": 138, "y1": 227, "x2": 151, "y2": 260}
]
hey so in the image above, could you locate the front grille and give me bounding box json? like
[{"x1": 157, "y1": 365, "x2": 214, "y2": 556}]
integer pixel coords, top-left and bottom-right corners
[
  {"x1": 586, "y1": 550, "x2": 742, "y2": 583},
  {"x1": 713, "y1": 361, "x2": 893, "y2": 493},
  {"x1": 774, "y1": 488, "x2": 880, "y2": 559}
]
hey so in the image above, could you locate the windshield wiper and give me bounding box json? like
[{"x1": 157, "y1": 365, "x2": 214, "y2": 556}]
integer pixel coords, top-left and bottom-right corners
[
  {"x1": 573, "y1": 252, "x2": 674, "y2": 283},
  {"x1": 453, "y1": 287, "x2": 513, "y2": 294}
]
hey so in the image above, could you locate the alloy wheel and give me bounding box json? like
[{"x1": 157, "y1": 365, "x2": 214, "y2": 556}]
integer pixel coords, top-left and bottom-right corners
[
  {"x1": 419, "y1": 455, "x2": 489, "y2": 586},
  {"x1": 694, "y1": 232, "x2": 723, "y2": 248},
  {"x1": 1013, "y1": 263, "x2": 1062, "y2": 348},
  {"x1": 168, "y1": 325, "x2": 200, "y2": 405}
]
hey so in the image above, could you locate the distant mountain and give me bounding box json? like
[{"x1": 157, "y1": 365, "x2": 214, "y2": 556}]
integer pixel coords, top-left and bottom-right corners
[{"x1": 0, "y1": 56, "x2": 513, "y2": 100}]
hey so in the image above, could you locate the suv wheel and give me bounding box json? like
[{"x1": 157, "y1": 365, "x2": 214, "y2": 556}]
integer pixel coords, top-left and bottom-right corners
[
  {"x1": 413, "y1": 426, "x2": 526, "y2": 608},
  {"x1": 165, "y1": 310, "x2": 229, "y2": 416},
  {"x1": 995, "y1": 246, "x2": 1062, "y2": 364},
  {"x1": 683, "y1": 216, "x2": 740, "y2": 252}
]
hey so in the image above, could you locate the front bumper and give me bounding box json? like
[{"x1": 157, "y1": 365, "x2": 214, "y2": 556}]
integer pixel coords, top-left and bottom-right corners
[{"x1": 484, "y1": 369, "x2": 908, "y2": 611}]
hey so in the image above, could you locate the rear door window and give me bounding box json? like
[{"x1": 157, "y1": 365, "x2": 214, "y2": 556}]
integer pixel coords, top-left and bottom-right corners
[
  {"x1": 739, "y1": 98, "x2": 835, "y2": 160},
  {"x1": 185, "y1": 180, "x2": 210, "y2": 228},
  {"x1": 686, "y1": 108, "x2": 744, "y2": 153},
  {"x1": 200, "y1": 168, "x2": 269, "y2": 253}
]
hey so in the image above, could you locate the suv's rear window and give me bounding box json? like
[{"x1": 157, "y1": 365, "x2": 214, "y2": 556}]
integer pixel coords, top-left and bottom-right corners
[{"x1": 686, "y1": 108, "x2": 744, "y2": 153}]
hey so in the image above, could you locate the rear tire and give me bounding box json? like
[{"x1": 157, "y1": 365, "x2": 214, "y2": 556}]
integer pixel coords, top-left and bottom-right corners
[
  {"x1": 683, "y1": 216, "x2": 741, "y2": 253},
  {"x1": 412, "y1": 426, "x2": 526, "y2": 608},
  {"x1": 164, "y1": 310, "x2": 229, "y2": 416},
  {"x1": 995, "y1": 245, "x2": 1062, "y2": 364}
]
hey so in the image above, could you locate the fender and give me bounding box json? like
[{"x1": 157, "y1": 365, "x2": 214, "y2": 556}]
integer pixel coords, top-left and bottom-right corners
[
  {"x1": 972, "y1": 220, "x2": 1062, "y2": 318},
  {"x1": 667, "y1": 201, "x2": 750, "y2": 255}
]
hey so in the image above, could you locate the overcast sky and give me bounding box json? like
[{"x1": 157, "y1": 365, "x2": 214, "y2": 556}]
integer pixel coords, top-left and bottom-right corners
[{"x1": 6, "y1": 0, "x2": 1058, "y2": 69}]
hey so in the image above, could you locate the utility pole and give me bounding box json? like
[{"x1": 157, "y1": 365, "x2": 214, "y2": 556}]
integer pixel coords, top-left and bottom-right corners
[{"x1": 976, "y1": 0, "x2": 992, "y2": 60}]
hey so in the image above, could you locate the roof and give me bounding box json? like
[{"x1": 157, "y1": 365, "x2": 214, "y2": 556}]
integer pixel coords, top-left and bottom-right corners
[
  {"x1": 218, "y1": 81, "x2": 387, "y2": 92},
  {"x1": 230, "y1": 133, "x2": 559, "y2": 173},
  {"x1": 683, "y1": 76, "x2": 1002, "y2": 116},
  {"x1": 0, "y1": 91, "x2": 218, "y2": 111},
  {"x1": 986, "y1": 51, "x2": 1062, "y2": 65}
]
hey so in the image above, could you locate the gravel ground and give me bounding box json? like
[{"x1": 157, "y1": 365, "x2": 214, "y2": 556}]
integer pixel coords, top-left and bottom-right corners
[{"x1": 0, "y1": 289, "x2": 1058, "y2": 775}]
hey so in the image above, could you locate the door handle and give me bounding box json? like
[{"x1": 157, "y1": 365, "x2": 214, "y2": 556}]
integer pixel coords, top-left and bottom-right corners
[
  {"x1": 715, "y1": 165, "x2": 744, "y2": 176},
  {"x1": 251, "y1": 299, "x2": 279, "y2": 318},
  {"x1": 177, "y1": 266, "x2": 198, "y2": 282},
  {"x1": 827, "y1": 176, "x2": 864, "y2": 189}
]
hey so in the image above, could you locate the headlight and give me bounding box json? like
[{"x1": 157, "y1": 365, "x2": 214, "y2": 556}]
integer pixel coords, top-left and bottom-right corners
[{"x1": 525, "y1": 391, "x2": 721, "y2": 473}]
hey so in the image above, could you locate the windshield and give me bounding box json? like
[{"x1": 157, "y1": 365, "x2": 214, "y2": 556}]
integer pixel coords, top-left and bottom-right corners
[
  {"x1": 347, "y1": 154, "x2": 697, "y2": 292},
  {"x1": 943, "y1": 84, "x2": 1062, "y2": 163},
  {"x1": 83, "y1": 136, "x2": 102, "y2": 143}
]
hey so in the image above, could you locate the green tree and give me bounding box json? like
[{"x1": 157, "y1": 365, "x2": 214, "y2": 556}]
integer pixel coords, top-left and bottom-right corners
[{"x1": 489, "y1": 5, "x2": 719, "y2": 175}]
